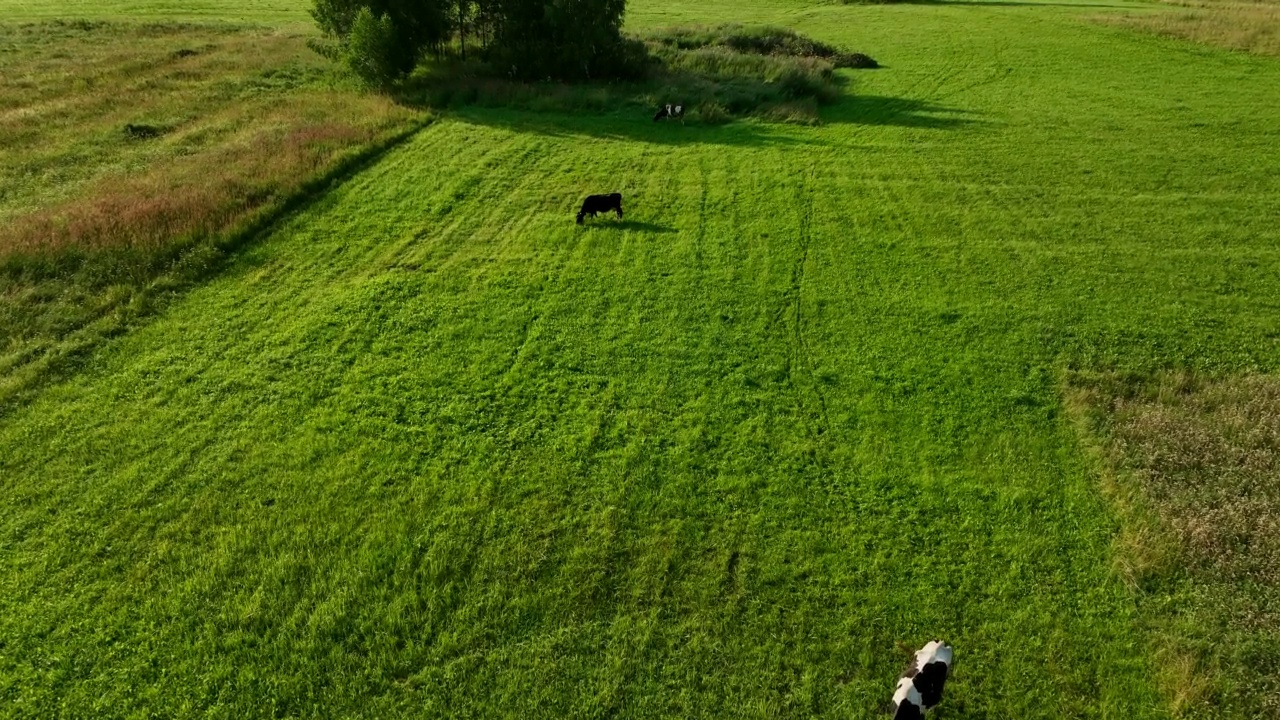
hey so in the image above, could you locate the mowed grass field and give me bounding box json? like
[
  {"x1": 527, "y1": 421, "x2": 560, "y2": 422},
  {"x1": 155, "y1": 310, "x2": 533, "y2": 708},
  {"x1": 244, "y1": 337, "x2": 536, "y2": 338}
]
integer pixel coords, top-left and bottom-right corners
[{"x1": 2, "y1": 0, "x2": 1280, "y2": 717}]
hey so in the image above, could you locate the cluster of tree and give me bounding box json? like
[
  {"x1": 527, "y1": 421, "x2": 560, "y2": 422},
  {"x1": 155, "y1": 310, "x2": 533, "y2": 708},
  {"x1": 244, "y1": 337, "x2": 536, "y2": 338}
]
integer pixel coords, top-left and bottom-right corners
[{"x1": 312, "y1": 0, "x2": 647, "y2": 87}]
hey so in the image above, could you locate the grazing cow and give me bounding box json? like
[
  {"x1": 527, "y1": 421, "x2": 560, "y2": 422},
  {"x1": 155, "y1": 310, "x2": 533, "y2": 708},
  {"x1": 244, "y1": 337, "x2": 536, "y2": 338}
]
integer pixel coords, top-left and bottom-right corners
[
  {"x1": 653, "y1": 104, "x2": 685, "y2": 122},
  {"x1": 576, "y1": 193, "x2": 623, "y2": 224},
  {"x1": 892, "y1": 640, "x2": 953, "y2": 717},
  {"x1": 906, "y1": 640, "x2": 953, "y2": 708}
]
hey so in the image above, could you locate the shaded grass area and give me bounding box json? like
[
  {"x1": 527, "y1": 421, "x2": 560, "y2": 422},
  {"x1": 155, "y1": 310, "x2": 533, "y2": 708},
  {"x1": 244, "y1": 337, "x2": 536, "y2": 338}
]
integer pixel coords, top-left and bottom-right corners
[
  {"x1": 1100, "y1": 0, "x2": 1280, "y2": 57},
  {"x1": 404, "y1": 25, "x2": 877, "y2": 126},
  {"x1": 0, "y1": 20, "x2": 426, "y2": 413},
  {"x1": 1067, "y1": 373, "x2": 1280, "y2": 718}
]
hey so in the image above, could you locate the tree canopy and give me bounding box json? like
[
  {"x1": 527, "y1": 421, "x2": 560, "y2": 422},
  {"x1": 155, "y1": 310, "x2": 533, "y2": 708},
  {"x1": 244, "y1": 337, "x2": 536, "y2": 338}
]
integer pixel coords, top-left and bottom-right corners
[{"x1": 312, "y1": 0, "x2": 643, "y2": 87}]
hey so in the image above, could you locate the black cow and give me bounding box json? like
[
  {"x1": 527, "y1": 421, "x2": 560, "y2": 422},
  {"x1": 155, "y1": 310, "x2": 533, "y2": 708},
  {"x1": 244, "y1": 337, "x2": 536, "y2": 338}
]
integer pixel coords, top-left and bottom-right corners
[
  {"x1": 653, "y1": 104, "x2": 685, "y2": 122},
  {"x1": 577, "y1": 193, "x2": 623, "y2": 224}
]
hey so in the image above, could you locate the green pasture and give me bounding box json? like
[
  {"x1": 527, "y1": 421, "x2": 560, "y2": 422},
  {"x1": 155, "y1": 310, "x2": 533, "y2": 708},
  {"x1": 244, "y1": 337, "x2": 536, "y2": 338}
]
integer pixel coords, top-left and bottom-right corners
[
  {"x1": 3, "y1": 0, "x2": 1280, "y2": 717},
  {"x1": 0, "y1": 0, "x2": 308, "y2": 25}
]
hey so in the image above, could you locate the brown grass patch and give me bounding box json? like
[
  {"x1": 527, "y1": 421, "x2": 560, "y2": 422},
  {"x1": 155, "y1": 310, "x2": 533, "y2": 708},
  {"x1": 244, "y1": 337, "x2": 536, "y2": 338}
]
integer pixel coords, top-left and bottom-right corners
[
  {"x1": 1100, "y1": 0, "x2": 1280, "y2": 57},
  {"x1": 2, "y1": 97, "x2": 406, "y2": 258},
  {"x1": 1068, "y1": 371, "x2": 1280, "y2": 718},
  {"x1": 0, "y1": 20, "x2": 425, "y2": 412}
]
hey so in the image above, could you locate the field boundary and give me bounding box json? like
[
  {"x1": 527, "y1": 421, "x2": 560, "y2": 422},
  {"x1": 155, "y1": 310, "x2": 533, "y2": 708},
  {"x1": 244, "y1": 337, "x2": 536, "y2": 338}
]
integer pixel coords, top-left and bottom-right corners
[
  {"x1": 1064, "y1": 370, "x2": 1280, "y2": 717},
  {"x1": 0, "y1": 116, "x2": 434, "y2": 418}
]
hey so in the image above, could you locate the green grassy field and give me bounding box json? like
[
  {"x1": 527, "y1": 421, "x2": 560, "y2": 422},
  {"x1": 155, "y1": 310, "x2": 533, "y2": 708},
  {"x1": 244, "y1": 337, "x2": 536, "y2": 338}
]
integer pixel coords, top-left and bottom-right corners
[
  {"x1": 2, "y1": 0, "x2": 1280, "y2": 717},
  {"x1": 0, "y1": 0, "x2": 309, "y2": 25}
]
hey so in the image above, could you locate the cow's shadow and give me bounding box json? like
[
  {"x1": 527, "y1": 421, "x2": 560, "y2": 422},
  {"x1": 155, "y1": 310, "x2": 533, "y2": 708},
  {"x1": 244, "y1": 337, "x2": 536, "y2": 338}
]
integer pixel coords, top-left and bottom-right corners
[{"x1": 582, "y1": 219, "x2": 677, "y2": 234}]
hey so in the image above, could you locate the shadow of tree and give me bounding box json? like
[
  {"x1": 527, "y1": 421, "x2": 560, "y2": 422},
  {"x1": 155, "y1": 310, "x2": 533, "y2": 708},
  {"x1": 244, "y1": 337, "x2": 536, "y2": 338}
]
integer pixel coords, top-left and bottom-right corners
[
  {"x1": 445, "y1": 93, "x2": 981, "y2": 149},
  {"x1": 397, "y1": 41, "x2": 982, "y2": 145},
  {"x1": 820, "y1": 94, "x2": 983, "y2": 130},
  {"x1": 448, "y1": 105, "x2": 814, "y2": 147}
]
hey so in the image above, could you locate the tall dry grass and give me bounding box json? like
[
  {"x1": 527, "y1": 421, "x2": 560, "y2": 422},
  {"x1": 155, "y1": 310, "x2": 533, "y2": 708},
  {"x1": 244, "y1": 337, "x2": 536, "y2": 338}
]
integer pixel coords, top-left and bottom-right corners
[
  {"x1": 1068, "y1": 372, "x2": 1280, "y2": 718},
  {"x1": 1102, "y1": 0, "x2": 1280, "y2": 57},
  {"x1": 0, "y1": 21, "x2": 424, "y2": 412},
  {"x1": 3, "y1": 106, "x2": 398, "y2": 260}
]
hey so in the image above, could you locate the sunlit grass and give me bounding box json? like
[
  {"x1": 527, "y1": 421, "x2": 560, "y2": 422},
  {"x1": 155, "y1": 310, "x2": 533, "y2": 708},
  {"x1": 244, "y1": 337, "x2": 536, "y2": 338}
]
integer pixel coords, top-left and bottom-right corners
[{"x1": 1, "y1": 0, "x2": 1280, "y2": 718}]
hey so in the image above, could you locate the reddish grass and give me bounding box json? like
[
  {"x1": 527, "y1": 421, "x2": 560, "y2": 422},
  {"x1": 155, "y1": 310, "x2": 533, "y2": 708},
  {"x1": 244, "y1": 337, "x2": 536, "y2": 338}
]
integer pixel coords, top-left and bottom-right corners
[{"x1": 1, "y1": 101, "x2": 413, "y2": 260}]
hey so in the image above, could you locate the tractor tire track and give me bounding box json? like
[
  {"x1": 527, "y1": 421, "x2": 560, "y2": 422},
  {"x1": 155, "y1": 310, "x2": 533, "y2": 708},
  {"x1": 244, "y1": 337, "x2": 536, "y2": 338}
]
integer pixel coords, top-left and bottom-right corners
[
  {"x1": 764, "y1": 173, "x2": 833, "y2": 446},
  {"x1": 788, "y1": 173, "x2": 833, "y2": 443},
  {"x1": 695, "y1": 159, "x2": 710, "y2": 271}
]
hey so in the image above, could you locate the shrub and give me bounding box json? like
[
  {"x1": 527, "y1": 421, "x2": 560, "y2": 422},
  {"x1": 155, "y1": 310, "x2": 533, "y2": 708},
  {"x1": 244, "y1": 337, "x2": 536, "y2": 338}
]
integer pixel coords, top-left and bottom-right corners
[
  {"x1": 775, "y1": 64, "x2": 830, "y2": 101},
  {"x1": 645, "y1": 24, "x2": 878, "y2": 69},
  {"x1": 694, "y1": 102, "x2": 731, "y2": 124},
  {"x1": 313, "y1": 0, "x2": 645, "y2": 83},
  {"x1": 395, "y1": 22, "x2": 875, "y2": 126},
  {"x1": 345, "y1": 8, "x2": 402, "y2": 88},
  {"x1": 644, "y1": 39, "x2": 845, "y2": 117}
]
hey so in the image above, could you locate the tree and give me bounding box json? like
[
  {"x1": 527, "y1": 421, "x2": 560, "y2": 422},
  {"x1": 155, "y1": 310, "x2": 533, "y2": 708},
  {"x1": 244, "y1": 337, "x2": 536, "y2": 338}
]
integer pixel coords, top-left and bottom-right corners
[
  {"x1": 343, "y1": 8, "x2": 400, "y2": 87},
  {"x1": 312, "y1": 0, "x2": 643, "y2": 84},
  {"x1": 312, "y1": 0, "x2": 451, "y2": 84},
  {"x1": 451, "y1": 0, "x2": 474, "y2": 61},
  {"x1": 488, "y1": 0, "x2": 637, "y2": 81}
]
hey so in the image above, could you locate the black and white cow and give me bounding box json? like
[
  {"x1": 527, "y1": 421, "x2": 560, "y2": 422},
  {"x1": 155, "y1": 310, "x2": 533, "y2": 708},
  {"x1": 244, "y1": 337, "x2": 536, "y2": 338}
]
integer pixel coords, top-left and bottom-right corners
[
  {"x1": 653, "y1": 104, "x2": 685, "y2": 122},
  {"x1": 892, "y1": 677, "x2": 926, "y2": 720},
  {"x1": 892, "y1": 641, "x2": 953, "y2": 718},
  {"x1": 576, "y1": 193, "x2": 623, "y2": 224}
]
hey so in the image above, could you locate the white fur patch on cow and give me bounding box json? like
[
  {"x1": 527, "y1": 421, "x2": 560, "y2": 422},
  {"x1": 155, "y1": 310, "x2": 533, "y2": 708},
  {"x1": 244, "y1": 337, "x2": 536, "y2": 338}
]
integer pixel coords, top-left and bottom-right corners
[
  {"x1": 903, "y1": 640, "x2": 953, "y2": 710},
  {"x1": 892, "y1": 677, "x2": 926, "y2": 720}
]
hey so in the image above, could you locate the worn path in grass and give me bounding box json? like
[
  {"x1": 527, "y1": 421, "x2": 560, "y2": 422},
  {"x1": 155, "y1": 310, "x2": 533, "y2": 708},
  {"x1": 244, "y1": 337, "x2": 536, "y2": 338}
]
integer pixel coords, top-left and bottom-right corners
[{"x1": 3, "y1": 0, "x2": 1280, "y2": 717}]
